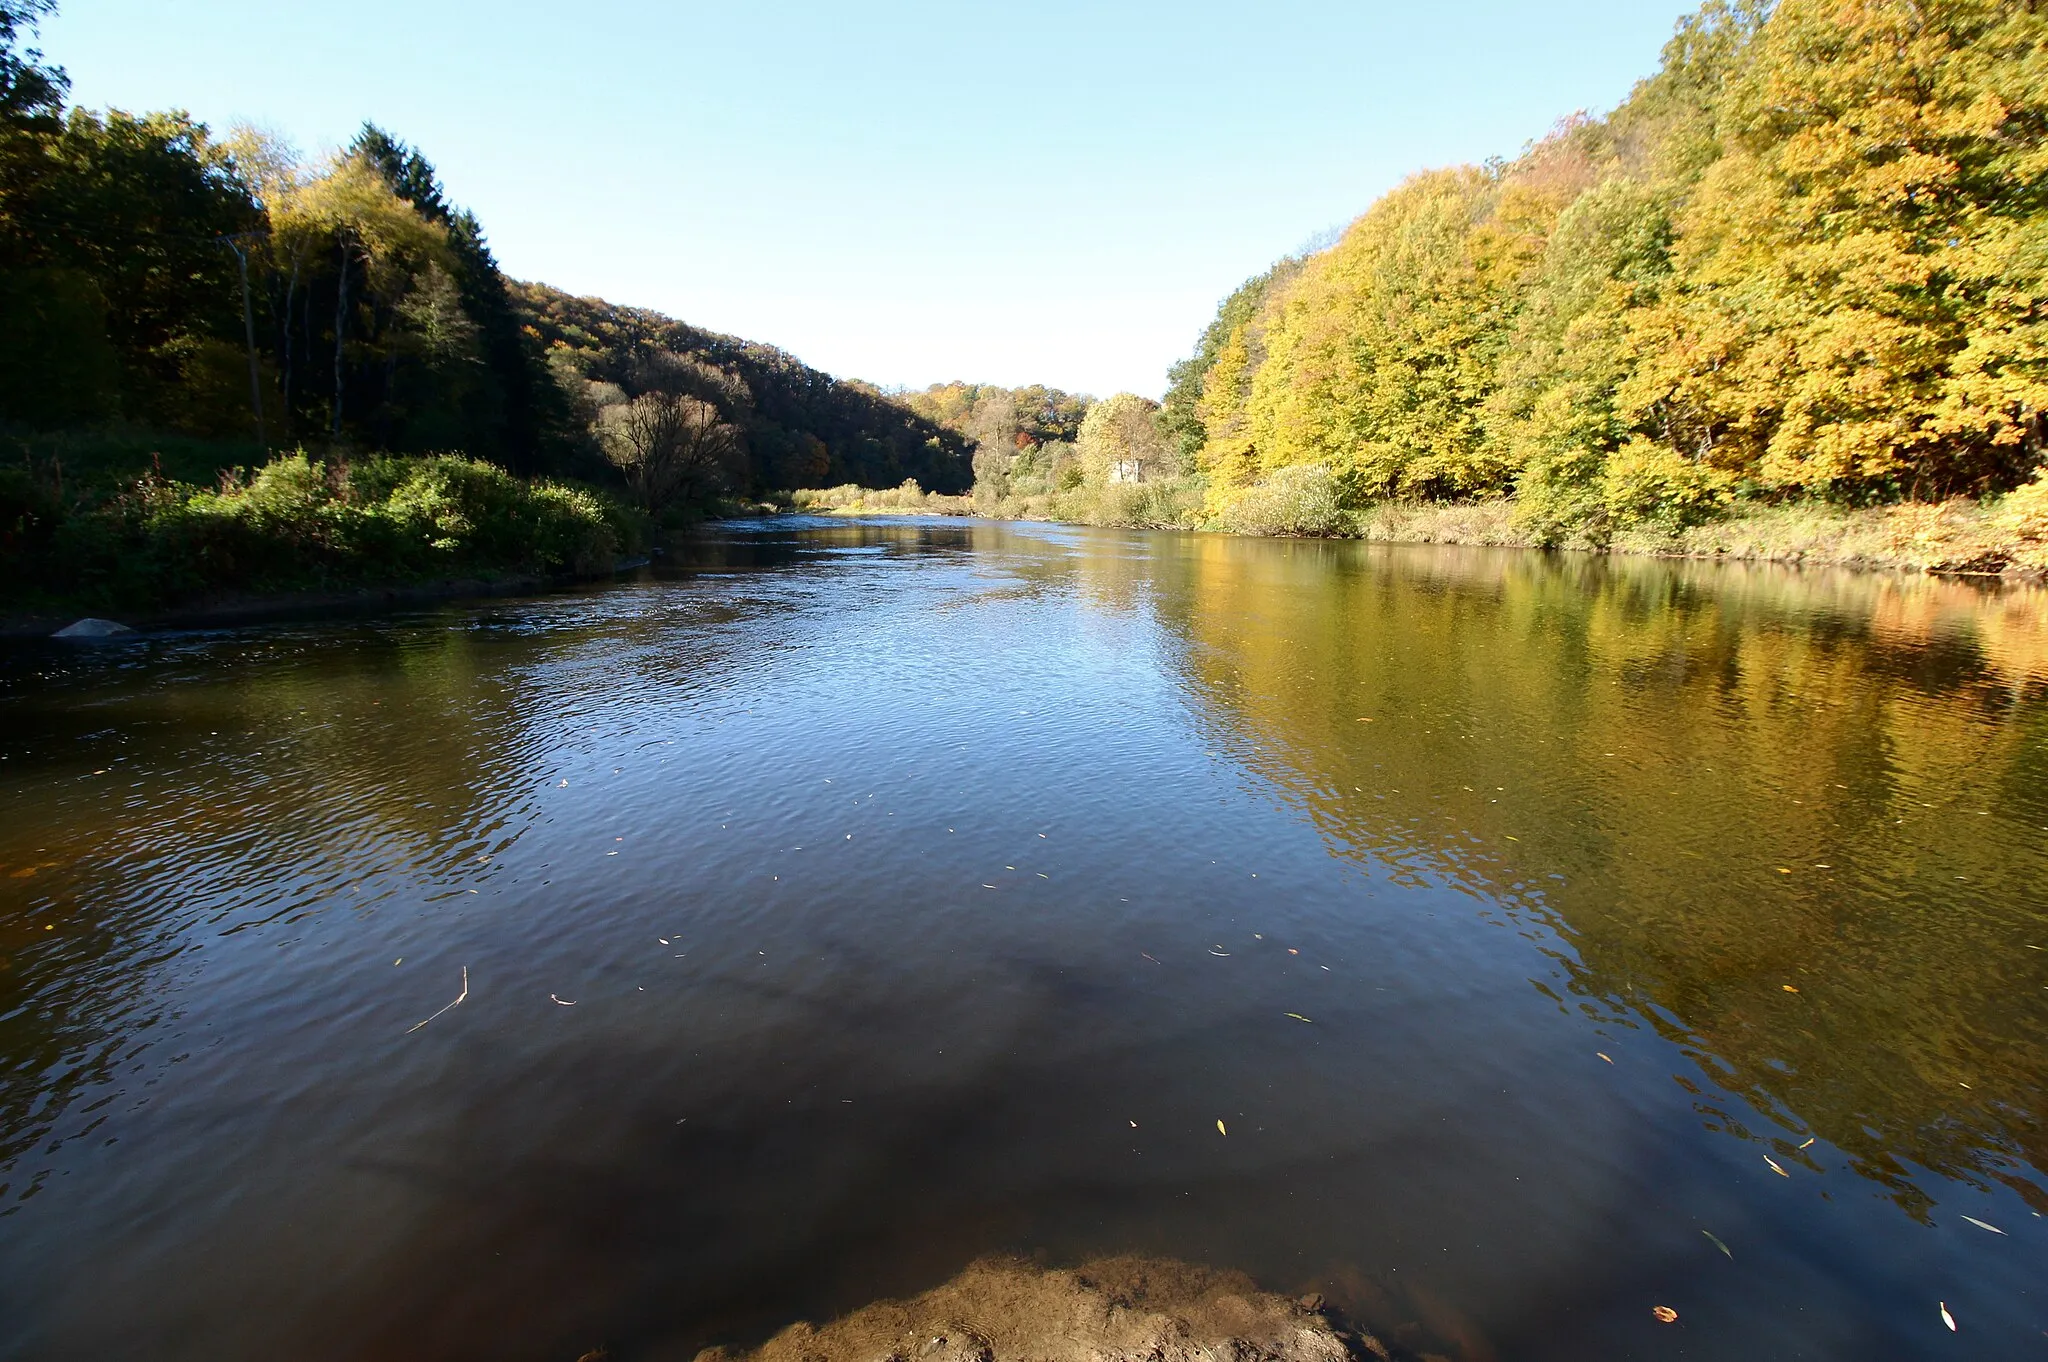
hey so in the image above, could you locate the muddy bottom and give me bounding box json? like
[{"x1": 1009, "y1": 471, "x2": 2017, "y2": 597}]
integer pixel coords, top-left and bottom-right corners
[{"x1": 691, "y1": 1258, "x2": 1387, "y2": 1362}]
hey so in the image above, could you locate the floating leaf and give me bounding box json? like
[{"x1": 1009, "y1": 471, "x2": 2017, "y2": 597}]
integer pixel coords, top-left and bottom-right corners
[
  {"x1": 1783, "y1": 985, "x2": 1800, "y2": 993},
  {"x1": 1285, "y1": 1013, "x2": 1313, "y2": 1023},
  {"x1": 1652, "y1": 1306, "x2": 1678, "y2": 1324},
  {"x1": 550, "y1": 994, "x2": 576, "y2": 1006},
  {"x1": 1960, "y1": 1216, "x2": 2005, "y2": 1235},
  {"x1": 1940, "y1": 1302, "x2": 1956, "y2": 1332},
  {"x1": 1597, "y1": 1052, "x2": 1612, "y2": 1063},
  {"x1": 1702, "y1": 1230, "x2": 1732, "y2": 1259},
  {"x1": 1764, "y1": 1155, "x2": 1788, "y2": 1176},
  {"x1": 1216, "y1": 1120, "x2": 1227, "y2": 1135},
  {"x1": 1798, "y1": 1137, "x2": 1815, "y2": 1149}
]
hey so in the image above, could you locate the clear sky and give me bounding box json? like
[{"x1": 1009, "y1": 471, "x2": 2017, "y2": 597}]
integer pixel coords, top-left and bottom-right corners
[{"x1": 44, "y1": 0, "x2": 1696, "y2": 399}]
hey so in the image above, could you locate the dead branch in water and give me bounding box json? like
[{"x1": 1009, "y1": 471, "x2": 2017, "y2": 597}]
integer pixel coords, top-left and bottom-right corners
[{"x1": 406, "y1": 966, "x2": 469, "y2": 1034}]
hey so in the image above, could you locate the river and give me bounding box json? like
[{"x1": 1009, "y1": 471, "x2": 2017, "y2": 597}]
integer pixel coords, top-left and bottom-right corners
[{"x1": 2, "y1": 516, "x2": 2044, "y2": 1360}]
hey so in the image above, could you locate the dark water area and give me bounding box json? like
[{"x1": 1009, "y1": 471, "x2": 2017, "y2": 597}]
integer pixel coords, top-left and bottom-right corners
[{"x1": 2, "y1": 516, "x2": 2045, "y2": 1361}]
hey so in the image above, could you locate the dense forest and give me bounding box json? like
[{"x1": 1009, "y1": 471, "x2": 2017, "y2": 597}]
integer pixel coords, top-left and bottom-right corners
[
  {"x1": 0, "y1": 0, "x2": 971, "y2": 613},
  {"x1": 1157, "y1": 0, "x2": 2048, "y2": 547}
]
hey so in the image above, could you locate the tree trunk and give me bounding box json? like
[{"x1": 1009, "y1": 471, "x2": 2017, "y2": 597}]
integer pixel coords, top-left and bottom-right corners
[
  {"x1": 331, "y1": 234, "x2": 350, "y2": 437},
  {"x1": 231, "y1": 241, "x2": 266, "y2": 448},
  {"x1": 280, "y1": 258, "x2": 298, "y2": 438}
]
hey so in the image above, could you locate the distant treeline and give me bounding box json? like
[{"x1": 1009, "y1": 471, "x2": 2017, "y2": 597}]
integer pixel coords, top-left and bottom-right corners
[
  {"x1": 0, "y1": 0, "x2": 968, "y2": 508},
  {"x1": 519, "y1": 286, "x2": 970, "y2": 497},
  {"x1": 1160, "y1": 0, "x2": 2048, "y2": 542}
]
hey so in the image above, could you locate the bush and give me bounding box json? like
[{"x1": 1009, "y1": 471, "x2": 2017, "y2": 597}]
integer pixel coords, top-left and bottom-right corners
[
  {"x1": 790, "y1": 480, "x2": 974, "y2": 515},
  {"x1": 1215, "y1": 464, "x2": 1347, "y2": 537},
  {"x1": 1, "y1": 449, "x2": 641, "y2": 612},
  {"x1": 1995, "y1": 467, "x2": 2048, "y2": 545},
  {"x1": 1598, "y1": 438, "x2": 1734, "y2": 534}
]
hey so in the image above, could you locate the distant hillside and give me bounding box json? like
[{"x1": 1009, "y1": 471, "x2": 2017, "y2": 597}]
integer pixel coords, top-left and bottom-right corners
[{"x1": 511, "y1": 283, "x2": 972, "y2": 495}]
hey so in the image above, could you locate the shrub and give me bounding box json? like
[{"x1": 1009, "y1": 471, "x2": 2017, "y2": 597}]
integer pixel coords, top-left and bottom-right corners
[
  {"x1": 0, "y1": 448, "x2": 641, "y2": 611},
  {"x1": 1995, "y1": 467, "x2": 2048, "y2": 545},
  {"x1": 1598, "y1": 438, "x2": 1733, "y2": 534},
  {"x1": 1216, "y1": 464, "x2": 1347, "y2": 537}
]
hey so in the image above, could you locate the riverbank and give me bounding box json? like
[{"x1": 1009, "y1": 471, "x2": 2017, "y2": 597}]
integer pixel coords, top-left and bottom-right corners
[
  {"x1": 793, "y1": 481, "x2": 2048, "y2": 580},
  {"x1": 2, "y1": 447, "x2": 649, "y2": 625},
  {"x1": 690, "y1": 1257, "x2": 1387, "y2": 1362}
]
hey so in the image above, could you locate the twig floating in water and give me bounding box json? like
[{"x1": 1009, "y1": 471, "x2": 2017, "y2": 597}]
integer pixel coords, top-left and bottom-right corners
[{"x1": 405, "y1": 966, "x2": 468, "y2": 1034}]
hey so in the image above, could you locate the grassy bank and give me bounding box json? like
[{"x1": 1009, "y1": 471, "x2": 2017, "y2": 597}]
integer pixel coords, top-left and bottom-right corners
[
  {"x1": 793, "y1": 469, "x2": 2048, "y2": 579},
  {"x1": 3, "y1": 436, "x2": 644, "y2": 618},
  {"x1": 1359, "y1": 495, "x2": 2048, "y2": 576}
]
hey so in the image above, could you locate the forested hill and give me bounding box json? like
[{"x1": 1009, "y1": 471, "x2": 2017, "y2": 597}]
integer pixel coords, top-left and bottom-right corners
[
  {"x1": 511, "y1": 283, "x2": 970, "y2": 494},
  {"x1": 1165, "y1": 0, "x2": 2048, "y2": 544},
  {"x1": 0, "y1": 0, "x2": 967, "y2": 501}
]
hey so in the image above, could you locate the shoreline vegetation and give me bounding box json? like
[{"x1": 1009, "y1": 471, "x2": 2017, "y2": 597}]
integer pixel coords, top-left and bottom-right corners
[
  {"x1": 9, "y1": 0, "x2": 2048, "y2": 618},
  {"x1": 788, "y1": 478, "x2": 2048, "y2": 580}
]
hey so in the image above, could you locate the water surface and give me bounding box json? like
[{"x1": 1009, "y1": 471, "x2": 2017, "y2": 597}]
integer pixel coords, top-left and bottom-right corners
[{"x1": 2, "y1": 517, "x2": 2045, "y2": 1360}]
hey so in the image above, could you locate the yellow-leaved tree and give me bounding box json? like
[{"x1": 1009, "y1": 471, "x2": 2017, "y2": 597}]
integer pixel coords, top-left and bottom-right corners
[{"x1": 1623, "y1": 0, "x2": 2048, "y2": 499}]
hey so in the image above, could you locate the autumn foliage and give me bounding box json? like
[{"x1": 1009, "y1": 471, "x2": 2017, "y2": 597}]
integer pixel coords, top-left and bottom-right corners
[{"x1": 1169, "y1": 0, "x2": 2048, "y2": 543}]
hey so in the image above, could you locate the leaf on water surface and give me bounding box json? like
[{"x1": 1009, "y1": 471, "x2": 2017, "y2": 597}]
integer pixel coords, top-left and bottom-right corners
[
  {"x1": 1702, "y1": 1230, "x2": 1732, "y2": 1259},
  {"x1": 1288, "y1": 948, "x2": 1300, "y2": 955},
  {"x1": 1940, "y1": 1302, "x2": 1957, "y2": 1332},
  {"x1": 1597, "y1": 1053, "x2": 1612, "y2": 1063},
  {"x1": 1217, "y1": 1120, "x2": 1227, "y2": 1135},
  {"x1": 1960, "y1": 1216, "x2": 2005, "y2": 1235},
  {"x1": 1210, "y1": 947, "x2": 1231, "y2": 956},
  {"x1": 551, "y1": 994, "x2": 576, "y2": 1006},
  {"x1": 1285, "y1": 1013, "x2": 1313, "y2": 1023},
  {"x1": 1798, "y1": 1137, "x2": 1815, "y2": 1149},
  {"x1": 1765, "y1": 1155, "x2": 1788, "y2": 1177},
  {"x1": 1783, "y1": 985, "x2": 1800, "y2": 993},
  {"x1": 1652, "y1": 1306, "x2": 1678, "y2": 1324}
]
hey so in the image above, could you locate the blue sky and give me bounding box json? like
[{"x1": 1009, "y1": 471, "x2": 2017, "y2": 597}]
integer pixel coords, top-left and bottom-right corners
[{"x1": 45, "y1": 0, "x2": 1695, "y2": 398}]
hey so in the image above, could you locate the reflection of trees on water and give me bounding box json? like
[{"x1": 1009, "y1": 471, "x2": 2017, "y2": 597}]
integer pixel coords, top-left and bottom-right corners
[
  {"x1": 0, "y1": 616, "x2": 606, "y2": 1202},
  {"x1": 1137, "y1": 535, "x2": 2048, "y2": 1217}
]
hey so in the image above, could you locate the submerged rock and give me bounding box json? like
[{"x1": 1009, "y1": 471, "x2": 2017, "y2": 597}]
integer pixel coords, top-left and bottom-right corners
[
  {"x1": 693, "y1": 1257, "x2": 1388, "y2": 1362},
  {"x1": 51, "y1": 617, "x2": 135, "y2": 639}
]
